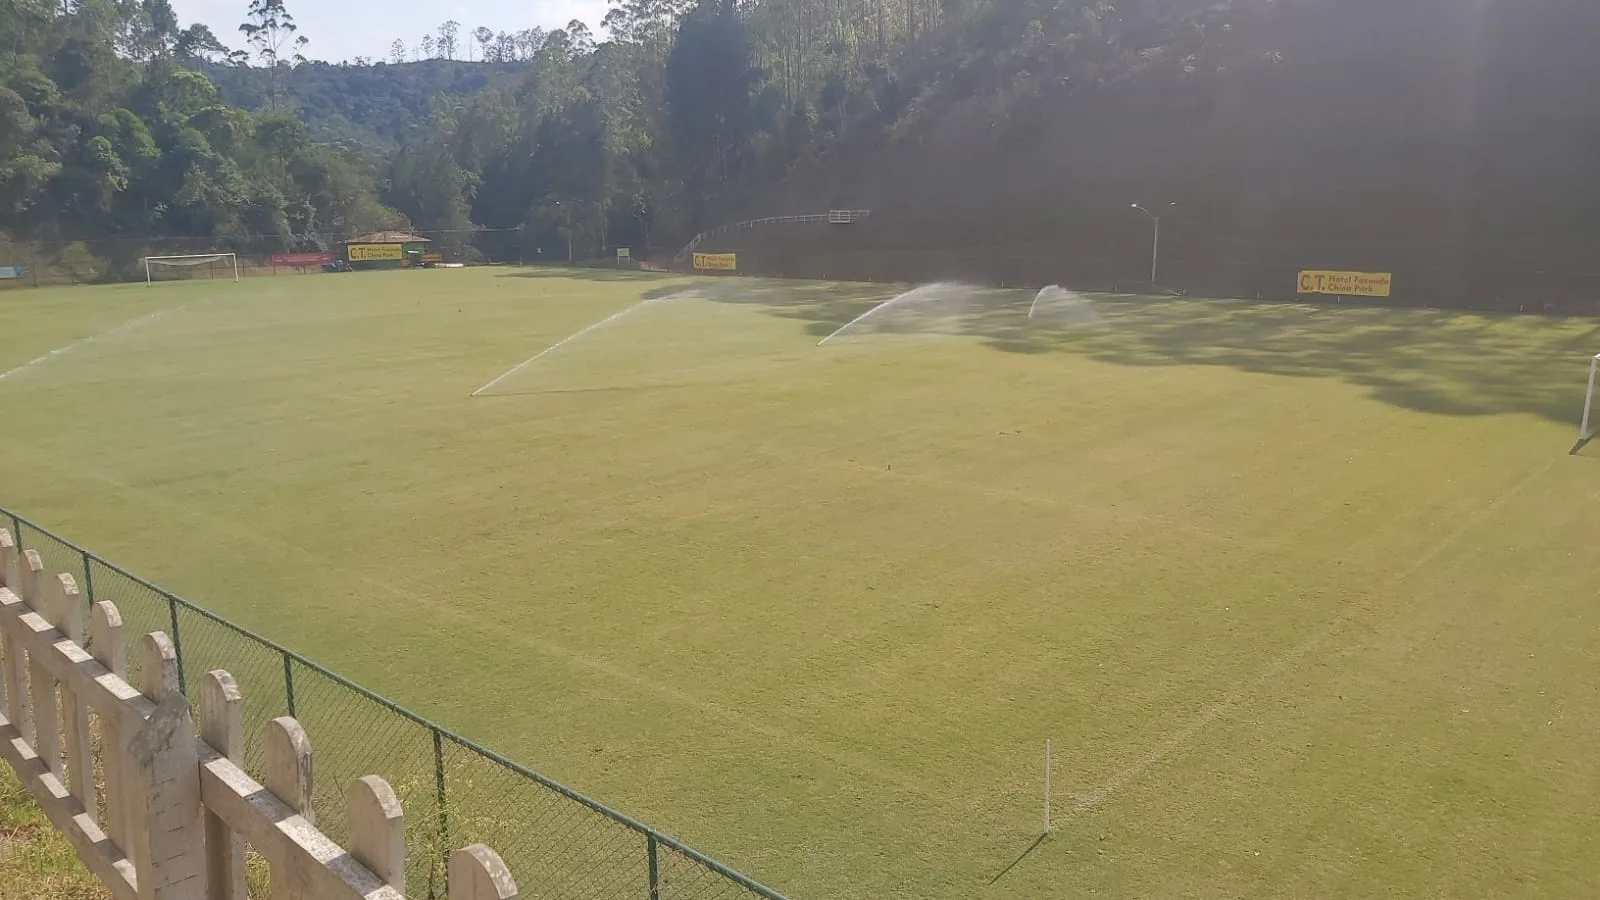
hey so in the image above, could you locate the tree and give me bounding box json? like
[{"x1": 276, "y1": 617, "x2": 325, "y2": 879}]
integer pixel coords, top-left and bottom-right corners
[
  {"x1": 0, "y1": 0, "x2": 402, "y2": 270},
  {"x1": 421, "y1": 34, "x2": 435, "y2": 59},
  {"x1": 174, "y1": 24, "x2": 228, "y2": 62},
  {"x1": 385, "y1": 129, "x2": 476, "y2": 252},
  {"x1": 437, "y1": 20, "x2": 460, "y2": 60},
  {"x1": 239, "y1": 0, "x2": 309, "y2": 113},
  {"x1": 389, "y1": 39, "x2": 406, "y2": 65},
  {"x1": 603, "y1": 0, "x2": 690, "y2": 67},
  {"x1": 666, "y1": 0, "x2": 762, "y2": 219},
  {"x1": 473, "y1": 26, "x2": 494, "y2": 62},
  {"x1": 567, "y1": 19, "x2": 595, "y2": 56},
  {"x1": 128, "y1": 0, "x2": 181, "y2": 60},
  {"x1": 514, "y1": 28, "x2": 546, "y2": 61}
]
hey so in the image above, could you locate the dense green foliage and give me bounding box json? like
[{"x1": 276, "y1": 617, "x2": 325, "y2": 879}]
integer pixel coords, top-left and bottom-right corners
[
  {"x1": 0, "y1": 0, "x2": 1390, "y2": 270},
  {"x1": 204, "y1": 59, "x2": 526, "y2": 159},
  {"x1": 9, "y1": 0, "x2": 1039, "y2": 266},
  {"x1": 0, "y1": 0, "x2": 402, "y2": 274},
  {"x1": 11, "y1": 0, "x2": 1597, "y2": 302},
  {"x1": 198, "y1": 0, "x2": 1244, "y2": 261},
  {"x1": 365, "y1": 0, "x2": 1230, "y2": 261}
]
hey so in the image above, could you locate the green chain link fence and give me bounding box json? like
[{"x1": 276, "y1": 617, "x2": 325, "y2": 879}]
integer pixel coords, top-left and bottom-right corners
[{"x1": 3, "y1": 505, "x2": 788, "y2": 900}]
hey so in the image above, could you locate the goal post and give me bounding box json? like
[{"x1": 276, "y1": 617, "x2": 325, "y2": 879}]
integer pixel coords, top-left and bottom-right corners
[
  {"x1": 1581, "y1": 354, "x2": 1600, "y2": 443},
  {"x1": 143, "y1": 253, "x2": 240, "y2": 285}
]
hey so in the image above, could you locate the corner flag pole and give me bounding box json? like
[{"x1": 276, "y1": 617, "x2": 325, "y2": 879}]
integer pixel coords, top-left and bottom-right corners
[{"x1": 1582, "y1": 355, "x2": 1600, "y2": 441}]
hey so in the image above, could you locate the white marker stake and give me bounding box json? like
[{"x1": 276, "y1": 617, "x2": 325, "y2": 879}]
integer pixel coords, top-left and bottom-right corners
[
  {"x1": 1044, "y1": 739, "x2": 1053, "y2": 833},
  {"x1": 1580, "y1": 353, "x2": 1599, "y2": 441}
]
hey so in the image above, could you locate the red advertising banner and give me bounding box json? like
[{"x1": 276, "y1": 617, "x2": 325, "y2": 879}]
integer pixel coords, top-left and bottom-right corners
[{"x1": 271, "y1": 252, "x2": 333, "y2": 267}]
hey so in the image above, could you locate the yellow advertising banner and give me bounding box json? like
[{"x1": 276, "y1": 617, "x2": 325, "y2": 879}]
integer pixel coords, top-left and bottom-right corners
[
  {"x1": 1297, "y1": 270, "x2": 1392, "y2": 298},
  {"x1": 694, "y1": 252, "x2": 738, "y2": 272},
  {"x1": 348, "y1": 243, "x2": 404, "y2": 262}
]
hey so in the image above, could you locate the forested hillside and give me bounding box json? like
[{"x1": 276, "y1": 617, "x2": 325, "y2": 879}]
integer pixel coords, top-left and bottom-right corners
[
  {"x1": 730, "y1": 0, "x2": 1600, "y2": 308},
  {"x1": 370, "y1": 0, "x2": 1600, "y2": 307},
  {"x1": 368, "y1": 0, "x2": 1230, "y2": 263},
  {"x1": 0, "y1": 0, "x2": 403, "y2": 278},
  {"x1": 204, "y1": 59, "x2": 524, "y2": 159},
  {"x1": 7, "y1": 0, "x2": 1599, "y2": 305}
]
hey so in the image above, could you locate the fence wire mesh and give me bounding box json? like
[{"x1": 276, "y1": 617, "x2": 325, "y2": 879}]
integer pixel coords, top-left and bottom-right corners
[
  {"x1": 10, "y1": 518, "x2": 85, "y2": 597},
  {"x1": 74, "y1": 556, "x2": 171, "y2": 689},
  {"x1": 659, "y1": 845, "x2": 767, "y2": 900},
  {"x1": 287, "y1": 659, "x2": 446, "y2": 894},
  {"x1": 1, "y1": 507, "x2": 786, "y2": 900},
  {"x1": 166, "y1": 603, "x2": 292, "y2": 775},
  {"x1": 0, "y1": 227, "x2": 551, "y2": 288},
  {"x1": 442, "y1": 736, "x2": 650, "y2": 900}
]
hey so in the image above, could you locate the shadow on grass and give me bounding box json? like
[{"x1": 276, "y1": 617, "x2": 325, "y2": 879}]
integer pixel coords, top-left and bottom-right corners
[
  {"x1": 494, "y1": 266, "x2": 686, "y2": 282},
  {"x1": 642, "y1": 276, "x2": 1600, "y2": 428},
  {"x1": 988, "y1": 832, "x2": 1049, "y2": 885},
  {"x1": 491, "y1": 268, "x2": 1600, "y2": 428}
]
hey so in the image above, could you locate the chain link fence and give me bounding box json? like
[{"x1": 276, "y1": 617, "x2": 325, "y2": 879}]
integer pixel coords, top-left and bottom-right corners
[
  {"x1": 685, "y1": 222, "x2": 1600, "y2": 316},
  {"x1": 0, "y1": 227, "x2": 562, "y2": 289},
  {"x1": 2, "y1": 505, "x2": 787, "y2": 900}
]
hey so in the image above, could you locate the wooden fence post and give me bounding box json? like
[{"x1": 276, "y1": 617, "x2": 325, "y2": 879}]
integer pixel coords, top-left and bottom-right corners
[
  {"x1": 0, "y1": 528, "x2": 13, "y2": 588},
  {"x1": 16, "y1": 548, "x2": 40, "y2": 604},
  {"x1": 22, "y1": 550, "x2": 55, "y2": 772},
  {"x1": 90, "y1": 600, "x2": 128, "y2": 849},
  {"x1": 89, "y1": 602, "x2": 126, "y2": 679},
  {"x1": 140, "y1": 631, "x2": 180, "y2": 703},
  {"x1": 448, "y1": 844, "x2": 519, "y2": 900},
  {"x1": 0, "y1": 533, "x2": 526, "y2": 900},
  {"x1": 348, "y1": 775, "x2": 405, "y2": 894},
  {"x1": 0, "y1": 529, "x2": 12, "y2": 722},
  {"x1": 52, "y1": 573, "x2": 94, "y2": 820},
  {"x1": 200, "y1": 671, "x2": 245, "y2": 900},
  {"x1": 126, "y1": 632, "x2": 204, "y2": 900},
  {"x1": 266, "y1": 717, "x2": 313, "y2": 900}
]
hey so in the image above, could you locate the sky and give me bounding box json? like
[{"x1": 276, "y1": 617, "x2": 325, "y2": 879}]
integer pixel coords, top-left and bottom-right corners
[{"x1": 171, "y1": 0, "x2": 610, "y2": 64}]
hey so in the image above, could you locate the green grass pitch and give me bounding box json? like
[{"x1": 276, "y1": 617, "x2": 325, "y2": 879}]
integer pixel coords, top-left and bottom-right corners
[{"x1": 1, "y1": 268, "x2": 1597, "y2": 899}]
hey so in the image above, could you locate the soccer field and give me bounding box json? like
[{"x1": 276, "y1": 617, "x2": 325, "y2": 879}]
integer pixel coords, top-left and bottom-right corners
[{"x1": 1, "y1": 268, "x2": 1597, "y2": 899}]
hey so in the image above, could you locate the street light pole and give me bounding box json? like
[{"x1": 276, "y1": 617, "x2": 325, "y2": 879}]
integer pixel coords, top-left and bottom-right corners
[
  {"x1": 555, "y1": 200, "x2": 573, "y2": 262},
  {"x1": 1130, "y1": 202, "x2": 1175, "y2": 286}
]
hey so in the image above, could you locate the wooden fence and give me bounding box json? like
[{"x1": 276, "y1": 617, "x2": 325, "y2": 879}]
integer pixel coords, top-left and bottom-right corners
[{"x1": 0, "y1": 525, "x2": 520, "y2": 900}]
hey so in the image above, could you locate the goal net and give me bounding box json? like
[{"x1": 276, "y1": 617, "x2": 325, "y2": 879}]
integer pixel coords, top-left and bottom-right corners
[
  {"x1": 144, "y1": 253, "x2": 239, "y2": 285},
  {"x1": 1580, "y1": 354, "x2": 1600, "y2": 443}
]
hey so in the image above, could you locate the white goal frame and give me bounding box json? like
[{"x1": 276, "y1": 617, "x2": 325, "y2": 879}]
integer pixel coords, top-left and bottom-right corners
[
  {"x1": 143, "y1": 253, "x2": 239, "y2": 285},
  {"x1": 1580, "y1": 354, "x2": 1600, "y2": 442}
]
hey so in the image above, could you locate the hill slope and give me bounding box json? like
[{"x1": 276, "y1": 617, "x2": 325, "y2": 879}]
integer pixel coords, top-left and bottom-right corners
[
  {"x1": 723, "y1": 0, "x2": 1600, "y2": 310},
  {"x1": 205, "y1": 59, "x2": 522, "y2": 157}
]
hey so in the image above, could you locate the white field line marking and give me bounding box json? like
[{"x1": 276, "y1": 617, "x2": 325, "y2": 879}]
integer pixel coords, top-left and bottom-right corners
[
  {"x1": 1065, "y1": 456, "x2": 1557, "y2": 818},
  {"x1": 1069, "y1": 628, "x2": 1333, "y2": 816},
  {"x1": 471, "y1": 300, "x2": 655, "y2": 397},
  {"x1": 25, "y1": 449, "x2": 1557, "y2": 829},
  {"x1": 7, "y1": 448, "x2": 946, "y2": 806},
  {"x1": 0, "y1": 305, "x2": 184, "y2": 383}
]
